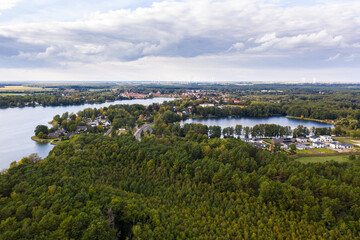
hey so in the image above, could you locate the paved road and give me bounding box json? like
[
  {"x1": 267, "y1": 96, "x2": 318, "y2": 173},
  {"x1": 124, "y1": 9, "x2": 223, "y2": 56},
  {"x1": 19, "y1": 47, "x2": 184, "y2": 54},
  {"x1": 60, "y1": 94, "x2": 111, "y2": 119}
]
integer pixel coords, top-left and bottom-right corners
[
  {"x1": 134, "y1": 123, "x2": 153, "y2": 141},
  {"x1": 104, "y1": 126, "x2": 113, "y2": 136}
]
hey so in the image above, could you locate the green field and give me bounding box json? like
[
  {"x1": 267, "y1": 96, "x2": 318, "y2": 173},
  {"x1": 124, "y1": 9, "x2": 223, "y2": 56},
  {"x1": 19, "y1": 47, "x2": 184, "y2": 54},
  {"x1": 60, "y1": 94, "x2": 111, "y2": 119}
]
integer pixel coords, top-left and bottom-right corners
[
  {"x1": 0, "y1": 86, "x2": 52, "y2": 93},
  {"x1": 312, "y1": 148, "x2": 335, "y2": 153},
  {"x1": 296, "y1": 149, "x2": 312, "y2": 154},
  {"x1": 0, "y1": 93, "x2": 25, "y2": 96},
  {"x1": 296, "y1": 155, "x2": 352, "y2": 164}
]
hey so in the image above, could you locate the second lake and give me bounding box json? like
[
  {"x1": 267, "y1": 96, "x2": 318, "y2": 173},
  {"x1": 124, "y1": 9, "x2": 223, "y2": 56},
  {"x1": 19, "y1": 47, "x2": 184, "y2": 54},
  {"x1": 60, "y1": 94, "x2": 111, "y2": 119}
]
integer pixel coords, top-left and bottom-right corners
[{"x1": 181, "y1": 116, "x2": 333, "y2": 130}]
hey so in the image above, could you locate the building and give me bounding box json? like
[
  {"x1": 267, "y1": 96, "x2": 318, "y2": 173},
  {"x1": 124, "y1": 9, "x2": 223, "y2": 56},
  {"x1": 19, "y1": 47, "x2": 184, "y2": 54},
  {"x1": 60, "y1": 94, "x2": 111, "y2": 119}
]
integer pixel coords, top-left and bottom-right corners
[
  {"x1": 340, "y1": 143, "x2": 354, "y2": 149},
  {"x1": 297, "y1": 144, "x2": 310, "y2": 150},
  {"x1": 199, "y1": 103, "x2": 215, "y2": 107},
  {"x1": 66, "y1": 132, "x2": 77, "y2": 139},
  {"x1": 47, "y1": 129, "x2": 66, "y2": 139},
  {"x1": 330, "y1": 141, "x2": 341, "y2": 149},
  {"x1": 320, "y1": 135, "x2": 332, "y2": 142},
  {"x1": 250, "y1": 138, "x2": 262, "y2": 143},
  {"x1": 281, "y1": 142, "x2": 291, "y2": 150},
  {"x1": 296, "y1": 137, "x2": 308, "y2": 143},
  {"x1": 312, "y1": 142, "x2": 325, "y2": 148},
  {"x1": 252, "y1": 143, "x2": 265, "y2": 149},
  {"x1": 309, "y1": 136, "x2": 321, "y2": 142},
  {"x1": 48, "y1": 132, "x2": 60, "y2": 139},
  {"x1": 271, "y1": 138, "x2": 293, "y2": 145},
  {"x1": 76, "y1": 126, "x2": 87, "y2": 133}
]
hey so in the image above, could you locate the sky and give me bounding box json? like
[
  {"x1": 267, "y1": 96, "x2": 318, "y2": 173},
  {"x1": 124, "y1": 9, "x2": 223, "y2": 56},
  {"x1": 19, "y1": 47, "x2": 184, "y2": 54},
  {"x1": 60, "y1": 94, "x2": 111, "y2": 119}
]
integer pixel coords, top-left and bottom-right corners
[{"x1": 0, "y1": 0, "x2": 359, "y2": 83}]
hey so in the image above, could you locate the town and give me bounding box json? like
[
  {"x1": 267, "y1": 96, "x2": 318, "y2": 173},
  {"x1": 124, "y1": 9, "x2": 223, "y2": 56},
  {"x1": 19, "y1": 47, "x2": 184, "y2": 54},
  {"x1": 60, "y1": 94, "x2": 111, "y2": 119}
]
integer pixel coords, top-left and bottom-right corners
[{"x1": 245, "y1": 135, "x2": 354, "y2": 153}]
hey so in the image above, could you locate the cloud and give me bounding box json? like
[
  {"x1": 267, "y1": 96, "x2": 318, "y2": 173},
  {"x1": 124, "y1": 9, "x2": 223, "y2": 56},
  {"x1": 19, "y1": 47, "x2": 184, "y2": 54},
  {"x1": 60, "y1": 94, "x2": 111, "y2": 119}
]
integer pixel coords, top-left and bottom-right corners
[
  {"x1": 326, "y1": 53, "x2": 341, "y2": 61},
  {"x1": 248, "y1": 30, "x2": 344, "y2": 52},
  {"x1": 1, "y1": 55, "x2": 359, "y2": 83},
  {"x1": 0, "y1": 0, "x2": 359, "y2": 82},
  {"x1": 0, "y1": 0, "x2": 22, "y2": 11},
  {"x1": 228, "y1": 42, "x2": 245, "y2": 52}
]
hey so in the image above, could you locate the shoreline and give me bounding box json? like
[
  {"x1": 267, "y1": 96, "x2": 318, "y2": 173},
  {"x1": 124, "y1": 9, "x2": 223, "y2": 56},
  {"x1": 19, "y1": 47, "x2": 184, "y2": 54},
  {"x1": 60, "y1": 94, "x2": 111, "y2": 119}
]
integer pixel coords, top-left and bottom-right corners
[
  {"x1": 0, "y1": 96, "x2": 178, "y2": 109},
  {"x1": 285, "y1": 116, "x2": 334, "y2": 125},
  {"x1": 31, "y1": 136, "x2": 49, "y2": 144},
  {"x1": 186, "y1": 114, "x2": 334, "y2": 125},
  {"x1": 31, "y1": 136, "x2": 67, "y2": 145}
]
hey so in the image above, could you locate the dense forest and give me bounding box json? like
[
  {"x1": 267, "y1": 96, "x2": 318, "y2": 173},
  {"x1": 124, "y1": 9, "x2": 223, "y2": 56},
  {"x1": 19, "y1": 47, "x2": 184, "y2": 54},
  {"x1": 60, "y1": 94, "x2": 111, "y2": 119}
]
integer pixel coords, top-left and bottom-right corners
[
  {"x1": 0, "y1": 84, "x2": 181, "y2": 108},
  {"x1": 1, "y1": 132, "x2": 360, "y2": 239},
  {"x1": 0, "y1": 92, "x2": 126, "y2": 108}
]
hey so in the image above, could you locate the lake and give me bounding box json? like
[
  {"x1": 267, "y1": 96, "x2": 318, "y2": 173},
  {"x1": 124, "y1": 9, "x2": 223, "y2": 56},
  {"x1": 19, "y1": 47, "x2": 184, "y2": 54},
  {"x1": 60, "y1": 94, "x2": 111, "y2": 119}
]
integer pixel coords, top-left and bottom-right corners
[
  {"x1": 0, "y1": 98, "x2": 174, "y2": 170},
  {"x1": 181, "y1": 116, "x2": 333, "y2": 134}
]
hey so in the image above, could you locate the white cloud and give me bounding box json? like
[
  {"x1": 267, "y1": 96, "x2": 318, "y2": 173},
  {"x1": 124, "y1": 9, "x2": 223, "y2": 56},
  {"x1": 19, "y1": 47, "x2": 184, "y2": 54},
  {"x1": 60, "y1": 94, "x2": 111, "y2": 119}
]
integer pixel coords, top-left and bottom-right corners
[
  {"x1": 228, "y1": 42, "x2": 245, "y2": 52},
  {"x1": 0, "y1": 0, "x2": 22, "y2": 11},
  {"x1": 0, "y1": 55, "x2": 359, "y2": 83},
  {"x1": 326, "y1": 53, "x2": 341, "y2": 61},
  {"x1": 0, "y1": 0, "x2": 359, "y2": 81},
  {"x1": 248, "y1": 30, "x2": 344, "y2": 52}
]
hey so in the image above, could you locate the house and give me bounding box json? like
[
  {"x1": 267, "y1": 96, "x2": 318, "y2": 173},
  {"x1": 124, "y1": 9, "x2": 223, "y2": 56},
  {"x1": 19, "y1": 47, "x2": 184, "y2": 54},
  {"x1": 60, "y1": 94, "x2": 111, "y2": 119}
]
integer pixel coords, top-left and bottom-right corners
[
  {"x1": 76, "y1": 126, "x2": 87, "y2": 133},
  {"x1": 272, "y1": 138, "x2": 293, "y2": 145},
  {"x1": 252, "y1": 143, "x2": 264, "y2": 148},
  {"x1": 89, "y1": 122, "x2": 98, "y2": 127},
  {"x1": 330, "y1": 141, "x2": 341, "y2": 149},
  {"x1": 199, "y1": 103, "x2": 214, "y2": 107},
  {"x1": 320, "y1": 135, "x2": 332, "y2": 142},
  {"x1": 281, "y1": 142, "x2": 291, "y2": 150},
  {"x1": 48, "y1": 129, "x2": 66, "y2": 139},
  {"x1": 48, "y1": 132, "x2": 60, "y2": 139},
  {"x1": 250, "y1": 138, "x2": 262, "y2": 143},
  {"x1": 297, "y1": 144, "x2": 309, "y2": 150},
  {"x1": 101, "y1": 121, "x2": 111, "y2": 127},
  {"x1": 296, "y1": 137, "x2": 308, "y2": 143},
  {"x1": 312, "y1": 142, "x2": 325, "y2": 148},
  {"x1": 242, "y1": 138, "x2": 251, "y2": 143},
  {"x1": 340, "y1": 143, "x2": 354, "y2": 149},
  {"x1": 272, "y1": 138, "x2": 284, "y2": 144},
  {"x1": 309, "y1": 136, "x2": 321, "y2": 142},
  {"x1": 66, "y1": 132, "x2": 77, "y2": 139}
]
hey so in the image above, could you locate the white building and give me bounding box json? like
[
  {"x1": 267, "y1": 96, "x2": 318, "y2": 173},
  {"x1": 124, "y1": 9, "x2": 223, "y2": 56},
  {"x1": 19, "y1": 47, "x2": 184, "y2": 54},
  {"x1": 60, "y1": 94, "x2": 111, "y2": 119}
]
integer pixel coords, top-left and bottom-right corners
[
  {"x1": 281, "y1": 143, "x2": 291, "y2": 150},
  {"x1": 250, "y1": 138, "x2": 263, "y2": 143},
  {"x1": 199, "y1": 104, "x2": 215, "y2": 107},
  {"x1": 297, "y1": 144, "x2": 310, "y2": 150},
  {"x1": 320, "y1": 135, "x2": 332, "y2": 142},
  {"x1": 330, "y1": 141, "x2": 341, "y2": 149},
  {"x1": 309, "y1": 136, "x2": 321, "y2": 142},
  {"x1": 340, "y1": 143, "x2": 354, "y2": 149},
  {"x1": 313, "y1": 142, "x2": 325, "y2": 148},
  {"x1": 296, "y1": 137, "x2": 308, "y2": 143}
]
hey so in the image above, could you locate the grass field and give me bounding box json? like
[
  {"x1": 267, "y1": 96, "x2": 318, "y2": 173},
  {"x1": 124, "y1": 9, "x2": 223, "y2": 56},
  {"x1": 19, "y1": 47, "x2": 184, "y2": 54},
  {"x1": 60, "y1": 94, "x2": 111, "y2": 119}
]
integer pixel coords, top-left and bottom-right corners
[
  {"x1": 296, "y1": 155, "x2": 352, "y2": 164},
  {"x1": 0, "y1": 93, "x2": 26, "y2": 96},
  {"x1": 31, "y1": 136, "x2": 49, "y2": 144},
  {"x1": 226, "y1": 105, "x2": 246, "y2": 108},
  {"x1": 0, "y1": 86, "x2": 51, "y2": 93},
  {"x1": 312, "y1": 148, "x2": 335, "y2": 153},
  {"x1": 296, "y1": 150, "x2": 312, "y2": 154}
]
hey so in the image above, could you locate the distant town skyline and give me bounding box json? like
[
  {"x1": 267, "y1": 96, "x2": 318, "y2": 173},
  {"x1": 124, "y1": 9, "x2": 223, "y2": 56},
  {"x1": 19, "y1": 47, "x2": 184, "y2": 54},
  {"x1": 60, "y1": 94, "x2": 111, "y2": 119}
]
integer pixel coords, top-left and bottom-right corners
[{"x1": 0, "y1": 0, "x2": 359, "y2": 82}]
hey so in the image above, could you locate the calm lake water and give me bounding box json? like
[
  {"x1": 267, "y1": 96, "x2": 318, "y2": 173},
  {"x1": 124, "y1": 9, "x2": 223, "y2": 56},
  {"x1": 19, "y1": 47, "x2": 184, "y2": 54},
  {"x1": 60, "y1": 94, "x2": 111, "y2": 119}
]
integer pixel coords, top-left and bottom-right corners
[
  {"x1": 181, "y1": 116, "x2": 333, "y2": 132},
  {"x1": 0, "y1": 98, "x2": 174, "y2": 170}
]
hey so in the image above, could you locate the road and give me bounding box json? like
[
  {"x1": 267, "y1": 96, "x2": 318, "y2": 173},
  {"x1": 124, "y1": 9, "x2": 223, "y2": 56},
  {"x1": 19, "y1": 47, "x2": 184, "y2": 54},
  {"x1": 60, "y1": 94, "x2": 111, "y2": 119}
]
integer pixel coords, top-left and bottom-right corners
[
  {"x1": 134, "y1": 123, "x2": 153, "y2": 141},
  {"x1": 104, "y1": 126, "x2": 113, "y2": 136}
]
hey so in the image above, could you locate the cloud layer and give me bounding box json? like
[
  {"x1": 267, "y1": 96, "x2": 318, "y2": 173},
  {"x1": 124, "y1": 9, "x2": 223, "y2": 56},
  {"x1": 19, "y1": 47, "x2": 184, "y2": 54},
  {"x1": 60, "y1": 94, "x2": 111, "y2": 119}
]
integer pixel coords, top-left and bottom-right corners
[{"x1": 0, "y1": 0, "x2": 359, "y2": 82}]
